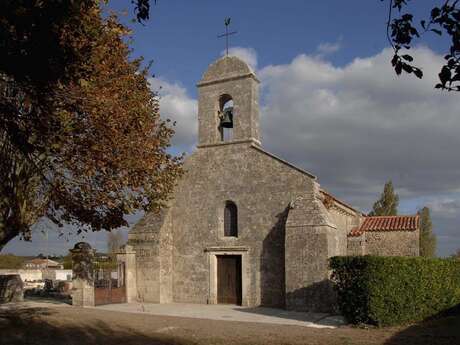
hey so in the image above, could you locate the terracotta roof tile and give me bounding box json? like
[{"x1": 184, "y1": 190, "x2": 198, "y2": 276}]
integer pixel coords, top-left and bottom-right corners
[
  {"x1": 348, "y1": 215, "x2": 419, "y2": 237},
  {"x1": 360, "y1": 215, "x2": 419, "y2": 232},
  {"x1": 348, "y1": 227, "x2": 364, "y2": 237}
]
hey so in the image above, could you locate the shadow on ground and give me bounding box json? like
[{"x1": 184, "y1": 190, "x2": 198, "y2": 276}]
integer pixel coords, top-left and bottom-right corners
[
  {"x1": 233, "y1": 306, "x2": 343, "y2": 327},
  {"x1": 384, "y1": 304, "x2": 460, "y2": 345},
  {"x1": 24, "y1": 296, "x2": 72, "y2": 305},
  {"x1": 0, "y1": 306, "x2": 188, "y2": 345}
]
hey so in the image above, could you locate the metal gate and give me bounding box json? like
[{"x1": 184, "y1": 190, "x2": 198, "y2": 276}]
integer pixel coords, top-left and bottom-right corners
[{"x1": 94, "y1": 261, "x2": 126, "y2": 305}]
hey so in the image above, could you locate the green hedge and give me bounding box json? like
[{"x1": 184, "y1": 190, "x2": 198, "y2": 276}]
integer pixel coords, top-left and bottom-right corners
[{"x1": 329, "y1": 256, "x2": 460, "y2": 326}]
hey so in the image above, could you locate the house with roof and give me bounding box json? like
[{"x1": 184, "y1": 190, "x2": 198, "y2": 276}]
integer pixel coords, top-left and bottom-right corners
[{"x1": 23, "y1": 258, "x2": 64, "y2": 270}]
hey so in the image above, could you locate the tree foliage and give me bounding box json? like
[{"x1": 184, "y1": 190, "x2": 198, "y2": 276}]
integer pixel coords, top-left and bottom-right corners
[
  {"x1": 0, "y1": 254, "x2": 26, "y2": 269},
  {"x1": 0, "y1": 1, "x2": 182, "y2": 251},
  {"x1": 383, "y1": 0, "x2": 460, "y2": 91},
  {"x1": 418, "y1": 206, "x2": 437, "y2": 257},
  {"x1": 369, "y1": 180, "x2": 399, "y2": 216}
]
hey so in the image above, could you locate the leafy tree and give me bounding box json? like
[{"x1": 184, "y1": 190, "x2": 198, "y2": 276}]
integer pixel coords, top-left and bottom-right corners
[
  {"x1": 418, "y1": 206, "x2": 437, "y2": 257},
  {"x1": 62, "y1": 254, "x2": 73, "y2": 269},
  {"x1": 452, "y1": 249, "x2": 460, "y2": 258},
  {"x1": 0, "y1": 254, "x2": 26, "y2": 269},
  {"x1": 369, "y1": 180, "x2": 399, "y2": 216},
  {"x1": 382, "y1": 0, "x2": 460, "y2": 91},
  {"x1": 0, "y1": 1, "x2": 182, "y2": 251}
]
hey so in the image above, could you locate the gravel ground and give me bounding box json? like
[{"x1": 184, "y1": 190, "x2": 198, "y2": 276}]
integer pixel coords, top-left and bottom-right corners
[{"x1": 0, "y1": 302, "x2": 458, "y2": 345}]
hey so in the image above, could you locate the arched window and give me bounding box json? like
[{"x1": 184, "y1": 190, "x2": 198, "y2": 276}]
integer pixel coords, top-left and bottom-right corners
[
  {"x1": 218, "y1": 94, "x2": 234, "y2": 142},
  {"x1": 224, "y1": 201, "x2": 238, "y2": 237}
]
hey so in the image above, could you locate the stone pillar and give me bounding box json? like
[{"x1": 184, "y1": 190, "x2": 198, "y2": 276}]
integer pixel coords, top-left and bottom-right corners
[
  {"x1": 117, "y1": 245, "x2": 137, "y2": 303},
  {"x1": 285, "y1": 184, "x2": 339, "y2": 313},
  {"x1": 70, "y1": 242, "x2": 95, "y2": 307},
  {"x1": 0, "y1": 275, "x2": 23, "y2": 303}
]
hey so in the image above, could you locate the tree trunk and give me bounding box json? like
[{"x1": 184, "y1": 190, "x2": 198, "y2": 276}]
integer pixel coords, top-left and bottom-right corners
[{"x1": 0, "y1": 225, "x2": 19, "y2": 252}]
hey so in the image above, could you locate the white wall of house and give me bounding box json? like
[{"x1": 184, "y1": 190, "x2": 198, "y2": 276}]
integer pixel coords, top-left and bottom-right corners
[
  {"x1": 0, "y1": 269, "x2": 43, "y2": 282},
  {"x1": 54, "y1": 270, "x2": 72, "y2": 281}
]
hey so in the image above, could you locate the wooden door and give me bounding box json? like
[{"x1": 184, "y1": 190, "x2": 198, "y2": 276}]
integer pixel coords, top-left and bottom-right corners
[{"x1": 217, "y1": 255, "x2": 242, "y2": 305}]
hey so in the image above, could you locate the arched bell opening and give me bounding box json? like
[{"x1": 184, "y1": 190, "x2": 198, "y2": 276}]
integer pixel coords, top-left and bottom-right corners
[{"x1": 218, "y1": 94, "x2": 234, "y2": 142}]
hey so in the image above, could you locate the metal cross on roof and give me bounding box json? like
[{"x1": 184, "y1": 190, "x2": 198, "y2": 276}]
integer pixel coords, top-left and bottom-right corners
[{"x1": 218, "y1": 17, "x2": 237, "y2": 56}]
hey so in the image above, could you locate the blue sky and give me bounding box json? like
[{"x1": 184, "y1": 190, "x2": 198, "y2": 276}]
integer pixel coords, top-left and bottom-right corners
[
  {"x1": 122, "y1": 0, "x2": 445, "y2": 96},
  {"x1": 4, "y1": 1, "x2": 459, "y2": 257}
]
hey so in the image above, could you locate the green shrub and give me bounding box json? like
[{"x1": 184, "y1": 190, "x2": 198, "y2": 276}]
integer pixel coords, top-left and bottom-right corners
[{"x1": 329, "y1": 256, "x2": 460, "y2": 326}]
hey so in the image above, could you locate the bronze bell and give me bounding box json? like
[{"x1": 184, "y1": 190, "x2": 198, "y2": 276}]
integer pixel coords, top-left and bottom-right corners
[{"x1": 220, "y1": 107, "x2": 233, "y2": 128}]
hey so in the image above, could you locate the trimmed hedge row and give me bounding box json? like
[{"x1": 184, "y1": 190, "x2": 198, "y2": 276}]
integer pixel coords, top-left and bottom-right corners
[{"x1": 329, "y1": 256, "x2": 460, "y2": 326}]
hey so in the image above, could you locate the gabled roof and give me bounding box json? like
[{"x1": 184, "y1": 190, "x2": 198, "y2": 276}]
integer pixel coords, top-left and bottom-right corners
[
  {"x1": 26, "y1": 258, "x2": 60, "y2": 266},
  {"x1": 362, "y1": 215, "x2": 419, "y2": 231},
  {"x1": 348, "y1": 215, "x2": 420, "y2": 237},
  {"x1": 251, "y1": 144, "x2": 316, "y2": 179},
  {"x1": 198, "y1": 56, "x2": 259, "y2": 86},
  {"x1": 320, "y1": 189, "x2": 363, "y2": 215}
]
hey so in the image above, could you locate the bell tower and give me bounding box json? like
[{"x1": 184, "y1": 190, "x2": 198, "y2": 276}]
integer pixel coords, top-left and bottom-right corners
[{"x1": 196, "y1": 56, "x2": 261, "y2": 147}]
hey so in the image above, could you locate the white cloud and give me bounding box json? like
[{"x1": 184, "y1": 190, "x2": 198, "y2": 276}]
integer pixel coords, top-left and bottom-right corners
[
  {"x1": 148, "y1": 77, "x2": 197, "y2": 152},
  {"x1": 222, "y1": 47, "x2": 258, "y2": 71},
  {"x1": 259, "y1": 46, "x2": 460, "y2": 200},
  {"x1": 257, "y1": 47, "x2": 460, "y2": 256},
  {"x1": 315, "y1": 38, "x2": 342, "y2": 57},
  {"x1": 427, "y1": 197, "x2": 460, "y2": 219}
]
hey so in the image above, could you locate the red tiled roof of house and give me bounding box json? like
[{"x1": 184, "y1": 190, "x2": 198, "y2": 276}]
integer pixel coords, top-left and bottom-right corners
[
  {"x1": 348, "y1": 227, "x2": 364, "y2": 237},
  {"x1": 348, "y1": 215, "x2": 419, "y2": 237},
  {"x1": 361, "y1": 215, "x2": 419, "y2": 231},
  {"x1": 26, "y1": 258, "x2": 60, "y2": 266}
]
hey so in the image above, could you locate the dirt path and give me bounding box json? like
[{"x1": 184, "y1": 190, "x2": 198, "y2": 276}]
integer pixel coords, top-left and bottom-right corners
[{"x1": 0, "y1": 304, "x2": 458, "y2": 345}]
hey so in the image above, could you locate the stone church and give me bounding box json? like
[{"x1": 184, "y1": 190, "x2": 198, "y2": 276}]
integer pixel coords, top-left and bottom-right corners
[{"x1": 121, "y1": 56, "x2": 420, "y2": 312}]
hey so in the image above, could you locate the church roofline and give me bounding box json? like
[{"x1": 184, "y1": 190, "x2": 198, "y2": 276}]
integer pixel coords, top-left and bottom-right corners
[
  {"x1": 197, "y1": 55, "x2": 259, "y2": 87},
  {"x1": 320, "y1": 189, "x2": 364, "y2": 216},
  {"x1": 250, "y1": 144, "x2": 317, "y2": 180},
  {"x1": 197, "y1": 138, "x2": 261, "y2": 149},
  {"x1": 196, "y1": 72, "x2": 259, "y2": 87}
]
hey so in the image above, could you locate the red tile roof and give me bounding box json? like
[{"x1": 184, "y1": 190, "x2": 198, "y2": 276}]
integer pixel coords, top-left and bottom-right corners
[
  {"x1": 348, "y1": 227, "x2": 364, "y2": 237},
  {"x1": 348, "y1": 215, "x2": 419, "y2": 237}
]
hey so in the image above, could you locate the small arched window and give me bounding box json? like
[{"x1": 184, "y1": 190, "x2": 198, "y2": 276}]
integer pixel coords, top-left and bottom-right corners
[{"x1": 224, "y1": 201, "x2": 238, "y2": 237}]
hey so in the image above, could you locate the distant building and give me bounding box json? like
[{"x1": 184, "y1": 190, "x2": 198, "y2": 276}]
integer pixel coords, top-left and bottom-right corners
[{"x1": 23, "y1": 259, "x2": 63, "y2": 270}]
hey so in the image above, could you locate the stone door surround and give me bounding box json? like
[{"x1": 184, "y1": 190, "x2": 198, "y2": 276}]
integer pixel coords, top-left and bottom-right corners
[{"x1": 204, "y1": 246, "x2": 249, "y2": 306}]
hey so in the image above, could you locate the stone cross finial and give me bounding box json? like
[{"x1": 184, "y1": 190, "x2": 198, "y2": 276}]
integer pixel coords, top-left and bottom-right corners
[{"x1": 218, "y1": 17, "x2": 237, "y2": 56}]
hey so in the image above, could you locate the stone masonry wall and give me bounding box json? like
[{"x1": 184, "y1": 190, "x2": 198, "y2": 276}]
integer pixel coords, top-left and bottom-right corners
[
  {"x1": 168, "y1": 143, "x2": 316, "y2": 307},
  {"x1": 285, "y1": 187, "x2": 341, "y2": 313},
  {"x1": 128, "y1": 211, "x2": 165, "y2": 303},
  {"x1": 347, "y1": 236, "x2": 366, "y2": 256},
  {"x1": 365, "y1": 230, "x2": 420, "y2": 256}
]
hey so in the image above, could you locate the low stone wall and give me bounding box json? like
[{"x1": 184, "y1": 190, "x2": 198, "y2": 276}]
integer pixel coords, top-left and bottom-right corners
[{"x1": 0, "y1": 274, "x2": 23, "y2": 303}]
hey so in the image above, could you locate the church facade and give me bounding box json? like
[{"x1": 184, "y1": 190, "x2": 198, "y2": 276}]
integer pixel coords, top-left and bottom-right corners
[{"x1": 122, "y1": 56, "x2": 419, "y2": 312}]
